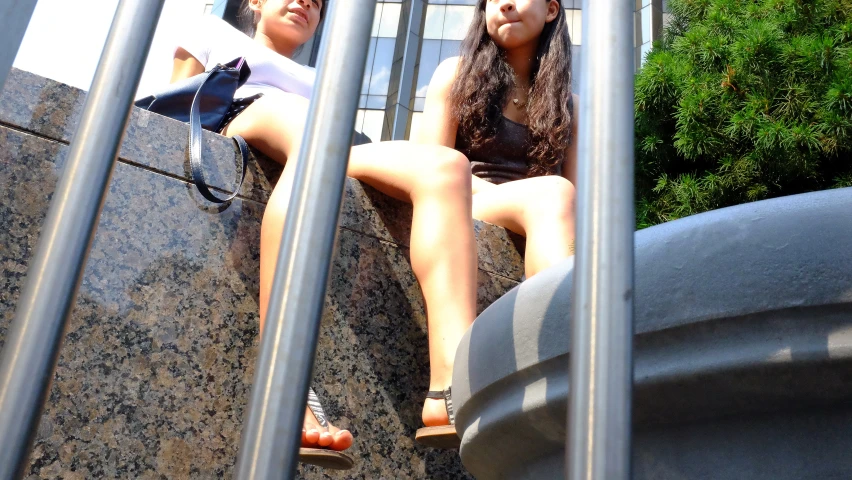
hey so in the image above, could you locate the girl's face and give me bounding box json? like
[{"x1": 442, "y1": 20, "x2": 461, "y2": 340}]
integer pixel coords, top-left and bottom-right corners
[
  {"x1": 251, "y1": 0, "x2": 324, "y2": 47},
  {"x1": 485, "y1": 0, "x2": 560, "y2": 50}
]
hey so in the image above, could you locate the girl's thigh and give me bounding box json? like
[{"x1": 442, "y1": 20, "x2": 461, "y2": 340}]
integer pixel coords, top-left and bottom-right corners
[
  {"x1": 221, "y1": 91, "x2": 311, "y2": 166},
  {"x1": 347, "y1": 142, "x2": 470, "y2": 203},
  {"x1": 222, "y1": 93, "x2": 471, "y2": 203},
  {"x1": 472, "y1": 176, "x2": 576, "y2": 235}
]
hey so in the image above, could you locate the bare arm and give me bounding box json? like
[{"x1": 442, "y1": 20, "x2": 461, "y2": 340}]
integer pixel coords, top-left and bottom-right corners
[
  {"x1": 561, "y1": 94, "x2": 580, "y2": 186},
  {"x1": 415, "y1": 57, "x2": 495, "y2": 195},
  {"x1": 170, "y1": 47, "x2": 205, "y2": 83}
]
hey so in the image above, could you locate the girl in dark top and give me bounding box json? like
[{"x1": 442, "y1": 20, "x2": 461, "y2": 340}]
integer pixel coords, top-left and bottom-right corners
[{"x1": 417, "y1": 0, "x2": 577, "y2": 280}]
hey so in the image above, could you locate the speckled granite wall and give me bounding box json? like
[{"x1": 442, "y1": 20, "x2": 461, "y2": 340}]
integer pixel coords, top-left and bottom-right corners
[{"x1": 0, "y1": 69, "x2": 523, "y2": 479}]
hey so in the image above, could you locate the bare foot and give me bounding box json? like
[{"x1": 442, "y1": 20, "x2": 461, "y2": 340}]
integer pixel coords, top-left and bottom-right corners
[
  {"x1": 302, "y1": 406, "x2": 353, "y2": 451},
  {"x1": 422, "y1": 397, "x2": 451, "y2": 427}
]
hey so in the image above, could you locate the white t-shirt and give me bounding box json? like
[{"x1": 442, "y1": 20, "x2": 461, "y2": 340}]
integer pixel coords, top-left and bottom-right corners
[{"x1": 176, "y1": 15, "x2": 315, "y2": 99}]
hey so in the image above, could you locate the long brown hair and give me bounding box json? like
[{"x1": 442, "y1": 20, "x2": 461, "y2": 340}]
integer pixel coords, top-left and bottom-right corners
[{"x1": 450, "y1": 0, "x2": 573, "y2": 176}]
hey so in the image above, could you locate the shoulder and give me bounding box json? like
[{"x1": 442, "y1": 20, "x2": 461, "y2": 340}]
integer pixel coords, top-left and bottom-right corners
[
  {"x1": 432, "y1": 57, "x2": 461, "y2": 86},
  {"x1": 427, "y1": 56, "x2": 461, "y2": 96}
]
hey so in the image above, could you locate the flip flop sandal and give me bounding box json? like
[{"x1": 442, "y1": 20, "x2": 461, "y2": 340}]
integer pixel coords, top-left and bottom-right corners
[
  {"x1": 415, "y1": 387, "x2": 461, "y2": 449},
  {"x1": 300, "y1": 387, "x2": 355, "y2": 470}
]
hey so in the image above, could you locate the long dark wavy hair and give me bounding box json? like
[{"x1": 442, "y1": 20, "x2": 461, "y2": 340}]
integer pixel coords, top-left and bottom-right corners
[
  {"x1": 451, "y1": 0, "x2": 573, "y2": 176},
  {"x1": 238, "y1": 0, "x2": 329, "y2": 37}
]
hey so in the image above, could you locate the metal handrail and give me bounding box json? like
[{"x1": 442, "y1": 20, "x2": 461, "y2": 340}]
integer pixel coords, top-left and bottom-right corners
[
  {"x1": 233, "y1": 1, "x2": 377, "y2": 478},
  {"x1": 568, "y1": 0, "x2": 636, "y2": 479},
  {"x1": 0, "y1": 1, "x2": 166, "y2": 478},
  {"x1": 0, "y1": 0, "x2": 38, "y2": 91}
]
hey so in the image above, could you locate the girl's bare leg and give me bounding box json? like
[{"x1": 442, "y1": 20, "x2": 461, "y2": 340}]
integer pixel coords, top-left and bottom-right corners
[
  {"x1": 472, "y1": 176, "x2": 576, "y2": 278},
  {"x1": 223, "y1": 93, "x2": 477, "y2": 433}
]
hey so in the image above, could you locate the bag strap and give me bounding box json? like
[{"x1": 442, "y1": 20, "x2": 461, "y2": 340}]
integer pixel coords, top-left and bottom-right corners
[{"x1": 188, "y1": 68, "x2": 249, "y2": 204}]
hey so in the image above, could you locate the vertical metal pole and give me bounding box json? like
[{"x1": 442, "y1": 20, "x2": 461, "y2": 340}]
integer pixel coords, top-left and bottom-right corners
[
  {"x1": 568, "y1": 0, "x2": 635, "y2": 478},
  {"x1": 0, "y1": 0, "x2": 38, "y2": 90},
  {"x1": 234, "y1": 1, "x2": 376, "y2": 479},
  {"x1": 0, "y1": 1, "x2": 165, "y2": 478}
]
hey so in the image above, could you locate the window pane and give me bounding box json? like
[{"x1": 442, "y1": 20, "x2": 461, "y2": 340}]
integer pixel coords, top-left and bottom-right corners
[
  {"x1": 439, "y1": 40, "x2": 461, "y2": 62},
  {"x1": 571, "y1": 45, "x2": 582, "y2": 91},
  {"x1": 566, "y1": 9, "x2": 582, "y2": 46},
  {"x1": 640, "y1": 41, "x2": 652, "y2": 66},
  {"x1": 355, "y1": 109, "x2": 366, "y2": 133},
  {"x1": 442, "y1": 6, "x2": 474, "y2": 40},
  {"x1": 366, "y1": 95, "x2": 387, "y2": 109},
  {"x1": 379, "y1": 3, "x2": 402, "y2": 37},
  {"x1": 642, "y1": 6, "x2": 651, "y2": 44},
  {"x1": 414, "y1": 97, "x2": 426, "y2": 111},
  {"x1": 362, "y1": 38, "x2": 377, "y2": 94},
  {"x1": 424, "y1": 5, "x2": 446, "y2": 39},
  {"x1": 369, "y1": 38, "x2": 395, "y2": 95},
  {"x1": 415, "y1": 39, "x2": 441, "y2": 98},
  {"x1": 362, "y1": 110, "x2": 385, "y2": 142},
  {"x1": 371, "y1": 4, "x2": 382, "y2": 37}
]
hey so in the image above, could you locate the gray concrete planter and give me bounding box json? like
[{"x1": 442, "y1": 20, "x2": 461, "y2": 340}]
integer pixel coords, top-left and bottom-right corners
[{"x1": 453, "y1": 187, "x2": 852, "y2": 480}]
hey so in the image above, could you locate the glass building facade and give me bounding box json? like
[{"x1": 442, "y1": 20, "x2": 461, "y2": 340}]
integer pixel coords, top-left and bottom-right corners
[{"x1": 221, "y1": 0, "x2": 667, "y2": 142}]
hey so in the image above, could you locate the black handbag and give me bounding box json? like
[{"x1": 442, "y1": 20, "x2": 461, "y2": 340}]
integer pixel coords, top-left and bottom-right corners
[{"x1": 135, "y1": 57, "x2": 251, "y2": 203}]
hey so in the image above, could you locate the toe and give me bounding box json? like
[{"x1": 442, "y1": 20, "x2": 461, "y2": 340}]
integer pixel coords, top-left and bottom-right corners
[
  {"x1": 317, "y1": 431, "x2": 334, "y2": 447},
  {"x1": 304, "y1": 429, "x2": 320, "y2": 446},
  {"x1": 326, "y1": 423, "x2": 354, "y2": 451},
  {"x1": 302, "y1": 407, "x2": 325, "y2": 448},
  {"x1": 330, "y1": 429, "x2": 354, "y2": 451}
]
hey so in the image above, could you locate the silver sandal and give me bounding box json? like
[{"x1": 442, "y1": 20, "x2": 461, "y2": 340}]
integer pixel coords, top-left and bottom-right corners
[
  {"x1": 299, "y1": 387, "x2": 355, "y2": 470},
  {"x1": 415, "y1": 387, "x2": 460, "y2": 449}
]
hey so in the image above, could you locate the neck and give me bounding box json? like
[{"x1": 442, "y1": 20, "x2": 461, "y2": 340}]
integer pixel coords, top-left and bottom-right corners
[
  {"x1": 253, "y1": 30, "x2": 298, "y2": 58},
  {"x1": 504, "y1": 40, "x2": 538, "y2": 88}
]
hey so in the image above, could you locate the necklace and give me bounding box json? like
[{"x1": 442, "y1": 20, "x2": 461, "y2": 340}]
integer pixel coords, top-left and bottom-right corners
[{"x1": 512, "y1": 84, "x2": 529, "y2": 110}]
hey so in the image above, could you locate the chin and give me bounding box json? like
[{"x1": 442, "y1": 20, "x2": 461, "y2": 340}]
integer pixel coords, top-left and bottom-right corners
[
  {"x1": 492, "y1": 27, "x2": 533, "y2": 49},
  {"x1": 274, "y1": 23, "x2": 314, "y2": 44},
  {"x1": 494, "y1": 35, "x2": 532, "y2": 51}
]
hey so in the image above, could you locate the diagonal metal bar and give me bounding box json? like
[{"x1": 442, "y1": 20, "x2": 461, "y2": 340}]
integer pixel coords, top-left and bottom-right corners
[
  {"x1": 234, "y1": 1, "x2": 377, "y2": 478},
  {"x1": 0, "y1": 1, "x2": 165, "y2": 478},
  {"x1": 568, "y1": 0, "x2": 636, "y2": 479}
]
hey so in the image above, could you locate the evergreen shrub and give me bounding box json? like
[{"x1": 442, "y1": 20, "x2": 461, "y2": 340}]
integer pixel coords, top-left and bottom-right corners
[{"x1": 634, "y1": 0, "x2": 852, "y2": 227}]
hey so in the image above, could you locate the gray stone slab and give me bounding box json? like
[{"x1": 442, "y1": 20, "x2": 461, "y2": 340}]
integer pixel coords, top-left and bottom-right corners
[{"x1": 0, "y1": 126, "x2": 518, "y2": 478}]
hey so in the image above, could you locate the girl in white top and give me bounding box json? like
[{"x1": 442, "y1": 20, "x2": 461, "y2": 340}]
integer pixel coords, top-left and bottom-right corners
[
  {"x1": 172, "y1": 0, "x2": 477, "y2": 461},
  {"x1": 177, "y1": 14, "x2": 314, "y2": 100}
]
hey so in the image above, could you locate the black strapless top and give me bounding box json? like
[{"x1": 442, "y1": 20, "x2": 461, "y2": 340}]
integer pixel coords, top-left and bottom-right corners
[{"x1": 455, "y1": 116, "x2": 538, "y2": 184}]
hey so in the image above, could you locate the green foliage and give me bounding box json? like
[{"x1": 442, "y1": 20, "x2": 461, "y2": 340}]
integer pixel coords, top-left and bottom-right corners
[{"x1": 635, "y1": 0, "x2": 852, "y2": 228}]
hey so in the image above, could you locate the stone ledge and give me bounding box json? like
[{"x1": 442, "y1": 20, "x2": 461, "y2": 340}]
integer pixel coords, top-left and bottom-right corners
[
  {"x1": 0, "y1": 70, "x2": 523, "y2": 478},
  {"x1": 0, "y1": 67, "x2": 524, "y2": 281}
]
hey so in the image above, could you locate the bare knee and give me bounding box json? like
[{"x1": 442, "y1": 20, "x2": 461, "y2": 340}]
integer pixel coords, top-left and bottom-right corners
[
  {"x1": 412, "y1": 147, "x2": 471, "y2": 198},
  {"x1": 525, "y1": 176, "x2": 576, "y2": 224}
]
